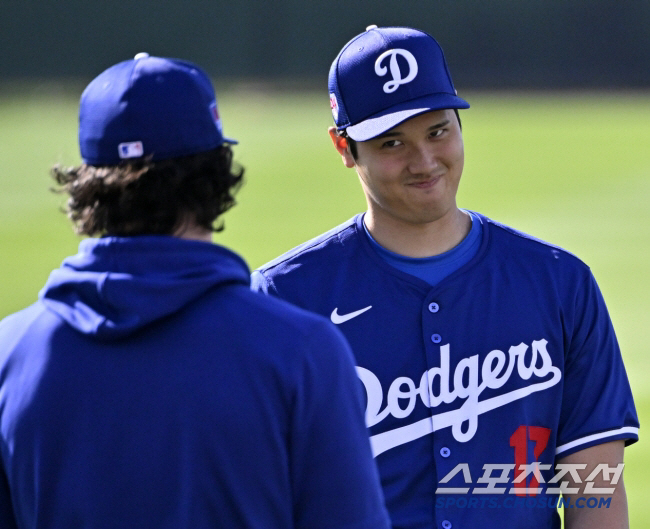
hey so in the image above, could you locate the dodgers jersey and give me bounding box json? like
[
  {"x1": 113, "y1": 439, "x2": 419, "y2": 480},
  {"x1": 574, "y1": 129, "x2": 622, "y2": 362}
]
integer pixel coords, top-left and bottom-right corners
[{"x1": 252, "y1": 212, "x2": 639, "y2": 529}]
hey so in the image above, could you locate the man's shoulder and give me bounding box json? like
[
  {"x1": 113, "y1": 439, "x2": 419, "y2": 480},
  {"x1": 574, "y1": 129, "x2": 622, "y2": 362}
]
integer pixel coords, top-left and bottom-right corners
[
  {"x1": 255, "y1": 215, "x2": 362, "y2": 277},
  {"x1": 217, "y1": 279, "x2": 350, "y2": 357},
  {"x1": 0, "y1": 303, "x2": 55, "y2": 344},
  {"x1": 213, "y1": 283, "x2": 356, "y2": 383},
  {"x1": 235, "y1": 281, "x2": 331, "y2": 330},
  {"x1": 480, "y1": 213, "x2": 590, "y2": 272},
  {"x1": 0, "y1": 302, "x2": 62, "y2": 372}
]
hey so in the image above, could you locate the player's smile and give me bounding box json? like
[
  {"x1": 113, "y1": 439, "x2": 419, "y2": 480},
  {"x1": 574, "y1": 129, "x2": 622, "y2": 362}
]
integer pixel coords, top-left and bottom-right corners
[
  {"x1": 405, "y1": 174, "x2": 443, "y2": 189},
  {"x1": 352, "y1": 109, "x2": 464, "y2": 227}
]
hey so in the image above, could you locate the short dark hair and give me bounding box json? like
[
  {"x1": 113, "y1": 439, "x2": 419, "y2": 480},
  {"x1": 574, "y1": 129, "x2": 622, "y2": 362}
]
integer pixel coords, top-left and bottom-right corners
[
  {"x1": 51, "y1": 145, "x2": 244, "y2": 237},
  {"x1": 344, "y1": 108, "x2": 462, "y2": 160}
]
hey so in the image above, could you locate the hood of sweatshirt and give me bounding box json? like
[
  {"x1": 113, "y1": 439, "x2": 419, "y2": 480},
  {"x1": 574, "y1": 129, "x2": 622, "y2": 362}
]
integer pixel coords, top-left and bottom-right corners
[{"x1": 39, "y1": 236, "x2": 250, "y2": 340}]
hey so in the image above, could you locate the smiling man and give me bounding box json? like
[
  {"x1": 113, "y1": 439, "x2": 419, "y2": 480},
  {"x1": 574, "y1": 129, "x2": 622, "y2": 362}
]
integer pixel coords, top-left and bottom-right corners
[{"x1": 251, "y1": 26, "x2": 639, "y2": 529}]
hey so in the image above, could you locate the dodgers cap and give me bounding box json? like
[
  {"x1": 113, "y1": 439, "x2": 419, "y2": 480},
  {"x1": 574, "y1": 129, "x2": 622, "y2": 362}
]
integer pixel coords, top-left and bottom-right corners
[
  {"x1": 79, "y1": 53, "x2": 237, "y2": 166},
  {"x1": 328, "y1": 26, "x2": 469, "y2": 141}
]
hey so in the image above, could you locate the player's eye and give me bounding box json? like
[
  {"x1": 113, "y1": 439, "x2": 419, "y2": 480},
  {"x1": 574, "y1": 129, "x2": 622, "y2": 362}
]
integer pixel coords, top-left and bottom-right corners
[
  {"x1": 430, "y1": 128, "x2": 446, "y2": 138},
  {"x1": 381, "y1": 139, "x2": 403, "y2": 148}
]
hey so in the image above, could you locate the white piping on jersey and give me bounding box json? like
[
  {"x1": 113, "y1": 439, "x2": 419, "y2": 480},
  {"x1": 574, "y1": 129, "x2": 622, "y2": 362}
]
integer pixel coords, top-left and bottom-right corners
[
  {"x1": 356, "y1": 339, "x2": 562, "y2": 457},
  {"x1": 555, "y1": 426, "x2": 639, "y2": 456}
]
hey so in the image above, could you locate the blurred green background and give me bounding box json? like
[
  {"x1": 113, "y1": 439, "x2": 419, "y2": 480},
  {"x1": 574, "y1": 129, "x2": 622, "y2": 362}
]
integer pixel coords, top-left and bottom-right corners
[{"x1": 0, "y1": 86, "x2": 648, "y2": 524}]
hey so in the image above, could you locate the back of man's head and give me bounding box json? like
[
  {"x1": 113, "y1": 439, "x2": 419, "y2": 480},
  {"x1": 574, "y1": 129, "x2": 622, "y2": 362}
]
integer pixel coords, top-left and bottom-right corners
[{"x1": 52, "y1": 54, "x2": 243, "y2": 237}]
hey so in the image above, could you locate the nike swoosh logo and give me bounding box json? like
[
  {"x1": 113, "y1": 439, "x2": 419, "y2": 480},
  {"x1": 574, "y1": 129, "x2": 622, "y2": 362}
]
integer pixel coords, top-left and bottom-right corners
[{"x1": 330, "y1": 306, "x2": 372, "y2": 324}]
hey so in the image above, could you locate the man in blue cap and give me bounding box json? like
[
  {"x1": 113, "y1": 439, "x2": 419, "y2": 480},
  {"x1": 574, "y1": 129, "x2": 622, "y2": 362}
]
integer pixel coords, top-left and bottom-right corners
[
  {"x1": 0, "y1": 54, "x2": 390, "y2": 529},
  {"x1": 252, "y1": 26, "x2": 638, "y2": 529}
]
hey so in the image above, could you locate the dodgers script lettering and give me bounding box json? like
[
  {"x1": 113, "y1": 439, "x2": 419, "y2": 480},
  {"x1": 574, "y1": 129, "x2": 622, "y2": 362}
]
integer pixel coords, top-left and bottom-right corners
[{"x1": 356, "y1": 339, "x2": 562, "y2": 456}]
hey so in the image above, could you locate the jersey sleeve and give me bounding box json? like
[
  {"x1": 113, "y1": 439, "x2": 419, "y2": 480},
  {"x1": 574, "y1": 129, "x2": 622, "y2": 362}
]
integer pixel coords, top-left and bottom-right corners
[
  {"x1": 556, "y1": 271, "x2": 639, "y2": 457},
  {"x1": 290, "y1": 319, "x2": 390, "y2": 529}
]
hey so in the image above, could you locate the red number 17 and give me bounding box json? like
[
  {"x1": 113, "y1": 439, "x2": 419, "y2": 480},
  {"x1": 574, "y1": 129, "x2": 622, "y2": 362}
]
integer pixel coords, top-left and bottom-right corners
[{"x1": 509, "y1": 425, "x2": 551, "y2": 497}]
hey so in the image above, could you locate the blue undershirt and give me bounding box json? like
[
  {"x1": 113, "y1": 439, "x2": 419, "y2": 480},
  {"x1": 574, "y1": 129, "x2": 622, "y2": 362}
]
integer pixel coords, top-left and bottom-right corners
[{"x1": 363, "y1": 211, "x2": 482, "y2": 286}]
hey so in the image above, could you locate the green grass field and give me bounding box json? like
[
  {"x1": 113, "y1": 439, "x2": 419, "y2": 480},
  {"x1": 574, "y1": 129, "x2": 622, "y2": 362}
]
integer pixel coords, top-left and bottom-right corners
[{"x1": 1, "y1": 84, "x2": 648, "y2": 525}]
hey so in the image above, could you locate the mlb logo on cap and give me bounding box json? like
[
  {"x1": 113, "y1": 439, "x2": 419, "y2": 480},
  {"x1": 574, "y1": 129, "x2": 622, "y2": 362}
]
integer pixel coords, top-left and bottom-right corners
[
  {"x1": 328, "y1": 25, "x2": 469, "y2": 141},
  {"x1": 118, "y1": 141, "x2": 144, "y2": 159}
]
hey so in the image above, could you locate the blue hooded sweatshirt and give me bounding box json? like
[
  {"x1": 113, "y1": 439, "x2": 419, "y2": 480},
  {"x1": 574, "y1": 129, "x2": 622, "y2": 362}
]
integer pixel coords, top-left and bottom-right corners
[{"x1": 0, "y1": 236, "x2": 389, "y2": 529}]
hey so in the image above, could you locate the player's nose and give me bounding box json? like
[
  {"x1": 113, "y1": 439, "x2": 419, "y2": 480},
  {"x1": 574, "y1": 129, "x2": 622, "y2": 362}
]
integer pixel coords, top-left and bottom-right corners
[{"x1": 407, "y1": 143, "x2": 441, "y2": 175}]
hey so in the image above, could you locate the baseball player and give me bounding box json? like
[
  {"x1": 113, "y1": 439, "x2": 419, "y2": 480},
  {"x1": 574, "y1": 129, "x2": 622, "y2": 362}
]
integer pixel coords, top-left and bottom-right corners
[
  {"x1": 0, "y1": 54, "x2": 390, "y2": 529},
  {"x1": 252, "y1": 26, "x2": 639, "y2": 529}
]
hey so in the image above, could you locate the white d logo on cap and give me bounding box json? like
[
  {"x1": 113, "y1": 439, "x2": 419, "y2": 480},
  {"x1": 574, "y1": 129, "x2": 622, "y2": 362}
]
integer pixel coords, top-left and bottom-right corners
[{"x1": 375, "y1": 49, "x2": 419, "y2": 94}]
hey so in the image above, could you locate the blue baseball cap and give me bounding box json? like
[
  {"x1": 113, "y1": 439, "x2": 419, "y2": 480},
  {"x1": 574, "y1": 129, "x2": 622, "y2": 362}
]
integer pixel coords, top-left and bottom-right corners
[
  {"x1": 79, "y1": 53, "x2": 237, "y2": 166},
  {"x1": 328, "y1": 26, "x2": 469, "y2": 141}
]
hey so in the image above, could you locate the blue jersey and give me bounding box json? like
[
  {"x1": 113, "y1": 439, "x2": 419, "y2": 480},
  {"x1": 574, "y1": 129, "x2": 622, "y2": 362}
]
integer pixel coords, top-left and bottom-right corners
[
  {"x1": 252, "y1": 212, "x2": 639, "y2": 529},
  {"x1": 0, "y1": 236, "x2": 390, "y2": 529}
]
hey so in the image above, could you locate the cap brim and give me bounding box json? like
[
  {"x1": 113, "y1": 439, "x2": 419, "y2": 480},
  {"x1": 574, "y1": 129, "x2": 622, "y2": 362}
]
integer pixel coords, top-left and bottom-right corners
[
  {"x1": 222, "y1": 136, "x2": 238, "y2": 145},
  {"x1": 345, "y1": 93, "x2": 470, "y2": 141}
]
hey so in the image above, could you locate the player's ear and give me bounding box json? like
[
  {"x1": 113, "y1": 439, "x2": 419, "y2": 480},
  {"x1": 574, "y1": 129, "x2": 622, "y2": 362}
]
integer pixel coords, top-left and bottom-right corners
[{"x1": 328, "y1": 127, "x2": 355, "y2": 168}]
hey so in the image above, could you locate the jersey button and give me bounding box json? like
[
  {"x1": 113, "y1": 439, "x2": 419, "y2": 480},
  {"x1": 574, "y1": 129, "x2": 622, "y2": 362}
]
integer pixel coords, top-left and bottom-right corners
[
  {"x1": 431, "y1": 333, "x2": 442, "y2": 343},
  {"x1": 428, "y1": 302, "x2": 440, "y2": 313},
  {"x1": 442, "y1": 520, "x2": 452, "y2": 529},
  {"x1": 440, "y1": 447, "x2": 451, "y2": 458}
]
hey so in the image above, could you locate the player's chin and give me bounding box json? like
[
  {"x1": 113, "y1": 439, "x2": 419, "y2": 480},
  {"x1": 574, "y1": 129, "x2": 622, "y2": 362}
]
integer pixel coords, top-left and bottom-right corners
[
  {"x1": 401, "y1": 205, "x2": 451, "y2": 225},
  {"x1": 405, "y1": 192, "x2": 452, "y2": 215}
]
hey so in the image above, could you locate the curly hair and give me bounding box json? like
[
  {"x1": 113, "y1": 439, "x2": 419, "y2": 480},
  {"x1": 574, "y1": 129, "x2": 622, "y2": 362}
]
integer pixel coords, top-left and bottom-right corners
[{"x1": 51, "y1": 145, "x2": 244, "y2": 236}]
